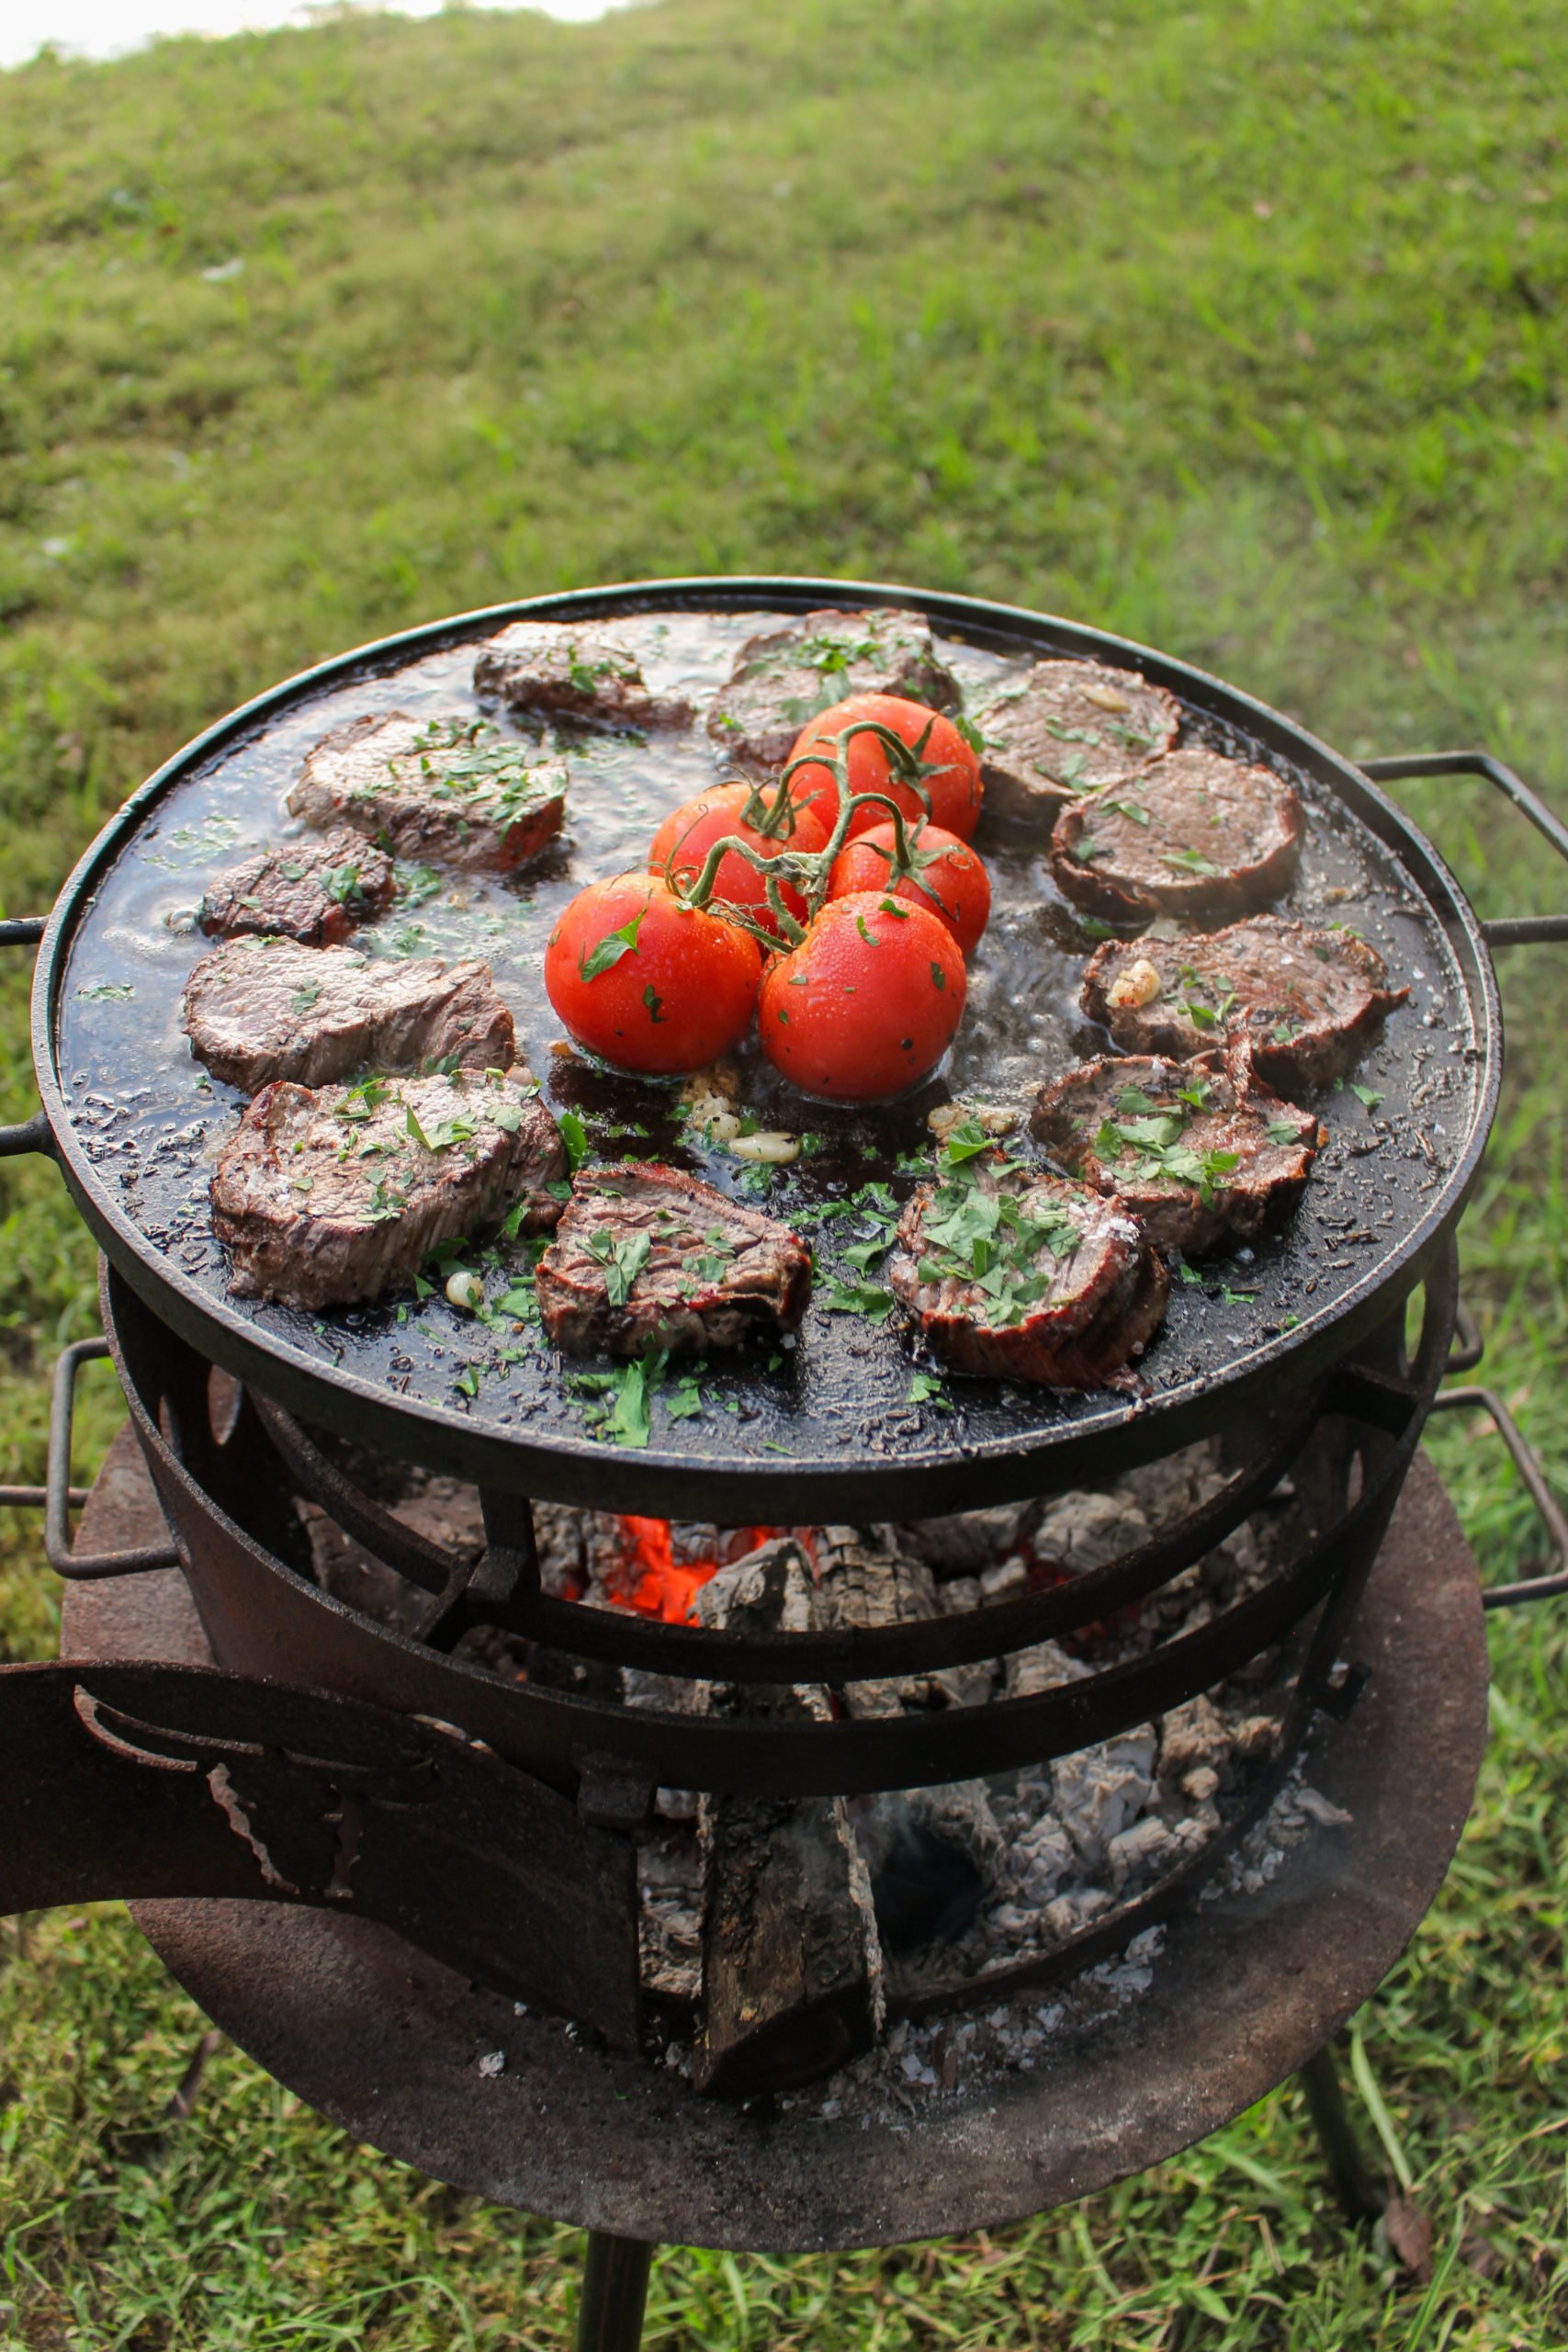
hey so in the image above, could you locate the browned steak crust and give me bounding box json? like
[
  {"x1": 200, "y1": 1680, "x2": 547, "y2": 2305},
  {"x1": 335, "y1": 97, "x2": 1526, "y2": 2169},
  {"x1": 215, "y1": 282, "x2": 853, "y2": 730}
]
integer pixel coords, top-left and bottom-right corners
[
  {"x1": 1031, "y1": 1050, "x2": 1320, "y2": 1255},
  {"x1": 976, "y1": 660, "x2": 1180, "y2": 831},
  {"x1": 705, "y1": 606, "x2": 961, "y2": 773},
  {"x1": 1081, "y1": 914, "x2": 1408, "y2": 1090},
  {"x1": 536, "y1": 1163, "x2": 812, "y2": 1358},
  {"x1": 197, "y1": 829, "x2": 396, "y2": 946},
  {"x1": 1050, "y1": 747, "x2": 1303, "y2": 923},
  {"x1": 211, "y1": 1065, "x2": 564, "y2": 1310},
  {"x1": 289, "y1": 712, "x2": 568, "y2": 872},
  {"x1": 886, "y1": 1156, "x2": 1168, "y2": 1387},
  {"x1": 473, "y1": 625, "x2": 693, "y2": 730},
  {"x1": 182, "y1": 936, "x2": 514, "y2": 1094}
]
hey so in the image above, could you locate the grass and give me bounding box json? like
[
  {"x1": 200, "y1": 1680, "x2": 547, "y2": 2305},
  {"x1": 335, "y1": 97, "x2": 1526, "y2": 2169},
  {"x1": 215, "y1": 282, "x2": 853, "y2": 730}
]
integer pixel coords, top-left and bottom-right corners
[{"x1": 0, "y1": 0, "x2": 1565, "y2": 2340}]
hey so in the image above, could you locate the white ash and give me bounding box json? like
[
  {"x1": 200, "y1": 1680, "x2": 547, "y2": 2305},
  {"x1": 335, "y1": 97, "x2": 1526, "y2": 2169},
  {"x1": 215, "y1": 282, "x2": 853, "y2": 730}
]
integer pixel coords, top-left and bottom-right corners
[{"x1": 1201, "y1": 1758, "x2": 1354, "y2": 1903}]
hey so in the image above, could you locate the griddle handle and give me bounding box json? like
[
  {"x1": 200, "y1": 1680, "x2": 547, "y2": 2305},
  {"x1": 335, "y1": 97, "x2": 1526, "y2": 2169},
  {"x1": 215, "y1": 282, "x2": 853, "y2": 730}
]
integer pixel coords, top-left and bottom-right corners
[
  {"x1": 0, "y1": 915, "x2": 56, "y2": 1159},
  {"x1": 1360, "y1": 752, "x2": 1568, "y2": 946},
  {"x1": 1427, "y1": 1385, "x2": 1568, "y2": 1609},
  {"x1": 46, "y1": 1338, "x2": 180, "y2": 1578}
]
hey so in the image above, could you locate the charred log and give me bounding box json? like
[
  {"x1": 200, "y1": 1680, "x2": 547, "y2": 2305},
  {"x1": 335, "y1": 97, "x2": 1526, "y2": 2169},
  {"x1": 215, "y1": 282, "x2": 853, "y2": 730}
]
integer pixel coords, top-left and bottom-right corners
[{"x1": 691, "y1": 1541, "x2": 884, "y2": 2097}]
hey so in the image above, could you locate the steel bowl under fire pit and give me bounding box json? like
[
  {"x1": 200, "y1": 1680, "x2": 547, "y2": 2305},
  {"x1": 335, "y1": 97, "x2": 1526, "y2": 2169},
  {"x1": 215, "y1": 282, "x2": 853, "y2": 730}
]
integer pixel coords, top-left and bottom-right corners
[{"x1": 4, "y1": 579, "x2": 1567, "y2": 2346}]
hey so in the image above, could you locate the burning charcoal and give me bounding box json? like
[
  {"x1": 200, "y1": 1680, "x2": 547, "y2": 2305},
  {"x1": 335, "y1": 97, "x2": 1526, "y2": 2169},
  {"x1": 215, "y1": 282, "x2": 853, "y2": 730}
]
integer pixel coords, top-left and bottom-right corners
[{"x1": 690, "y1": 1537, "x2": 884, "y2": 2098}]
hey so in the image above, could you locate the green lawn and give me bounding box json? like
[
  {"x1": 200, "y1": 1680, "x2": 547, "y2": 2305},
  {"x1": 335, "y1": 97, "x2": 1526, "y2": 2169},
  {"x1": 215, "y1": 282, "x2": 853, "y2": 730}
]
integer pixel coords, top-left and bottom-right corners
[{"x1": 2, "y1": 0, "x2": 1566, "y2": 2342}]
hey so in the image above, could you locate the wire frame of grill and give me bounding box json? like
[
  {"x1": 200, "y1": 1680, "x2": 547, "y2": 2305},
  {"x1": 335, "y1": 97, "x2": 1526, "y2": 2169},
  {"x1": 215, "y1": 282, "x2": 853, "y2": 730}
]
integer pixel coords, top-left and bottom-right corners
[{"x1": 105, "y1": 1249, "x2": 1454, "y2": 1807}]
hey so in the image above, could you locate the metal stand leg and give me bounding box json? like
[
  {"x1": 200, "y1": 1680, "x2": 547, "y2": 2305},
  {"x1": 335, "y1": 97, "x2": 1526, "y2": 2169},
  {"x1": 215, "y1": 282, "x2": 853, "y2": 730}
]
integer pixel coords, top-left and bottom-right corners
[
  {"x1": 1297, "y1": 2045, "x2": 1387, "y2": 2222},
  {"x1": 577, "y1": 2232, "x2": 654, "y2": 2352}
]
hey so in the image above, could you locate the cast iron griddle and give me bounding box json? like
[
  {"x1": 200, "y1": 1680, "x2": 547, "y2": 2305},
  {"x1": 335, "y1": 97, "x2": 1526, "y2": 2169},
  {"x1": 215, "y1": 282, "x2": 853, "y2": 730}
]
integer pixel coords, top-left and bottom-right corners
[{"x1": 38, "y1": 580, "x2": 1496, "y2": 1516}]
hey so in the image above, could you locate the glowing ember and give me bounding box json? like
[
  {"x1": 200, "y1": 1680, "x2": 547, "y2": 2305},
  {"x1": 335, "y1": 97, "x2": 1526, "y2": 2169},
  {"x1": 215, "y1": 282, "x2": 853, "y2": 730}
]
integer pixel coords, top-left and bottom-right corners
[{"x1": 605, "y1": 1517, "x2": 788, "y2": 1623}]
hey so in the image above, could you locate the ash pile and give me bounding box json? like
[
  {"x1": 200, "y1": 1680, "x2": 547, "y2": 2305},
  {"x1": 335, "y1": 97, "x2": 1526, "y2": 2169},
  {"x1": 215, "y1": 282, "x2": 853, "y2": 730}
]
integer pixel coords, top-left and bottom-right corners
[{"x1": 295, "y1": 1440, "x2": 1347, "y2": 2105}]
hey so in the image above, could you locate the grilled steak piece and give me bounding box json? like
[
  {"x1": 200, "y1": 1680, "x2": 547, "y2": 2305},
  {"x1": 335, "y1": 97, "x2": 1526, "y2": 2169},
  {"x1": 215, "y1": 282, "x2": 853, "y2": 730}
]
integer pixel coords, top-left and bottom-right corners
[
  {"x1": 1031, "y1": 1050, "x2": 1320, "y2": 1255},
  {"x1": 706, "y1": 606, "x2": 960, "y2": 773},
  {"x1": 886, "y1": 1155, "x2": 1168, "y2": 1387},
  {"x1": 976, "y1": 660, "x2": 1181, "y2": 831},
  {"x1": 1050, "y1": 747, "x2": 1303, "y2": 924},
  {"x1": 197, "y1": 829, "x2": 396, "y2": 946},
  {"x1": 1081, "y1": 914, "x2": 1409, "y2": 1090},
  {"x1": 182, "y1": 936, "x2": 514, "y2": 1094},
  {"x1": 289, "y1": 712, "x2": 568, "y2": 872},
  {"x1": 473, "y1": 624, "x2": 693, "y2": 730},
  {"x1": 211, "y1": 1065, "x2": 565, "y2": 1309},
  {"x1": 536, "y1": 1163, "x2": 811, "y2": 1358}
]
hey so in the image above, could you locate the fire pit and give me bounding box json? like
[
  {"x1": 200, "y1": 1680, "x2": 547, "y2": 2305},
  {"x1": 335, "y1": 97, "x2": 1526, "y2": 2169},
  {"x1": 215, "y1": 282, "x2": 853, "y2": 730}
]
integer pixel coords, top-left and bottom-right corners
[{"x1": 4, "y1": 578, "x2": 1566, "y2": 2345}]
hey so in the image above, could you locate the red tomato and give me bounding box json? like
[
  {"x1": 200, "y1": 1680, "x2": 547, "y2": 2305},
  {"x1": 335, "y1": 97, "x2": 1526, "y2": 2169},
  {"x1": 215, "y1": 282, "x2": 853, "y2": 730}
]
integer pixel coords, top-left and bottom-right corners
[
  {"x1": 826, "y1": 822, "x2": 991, "y2": 956},
  {"x1": 649, "y1": 784, "x2": 829, "y2": 939},
  {"x1": 757, "y1": 892, "x2": 966, "y2": 1102},
  {"x1": 784, "y1": 694, "x2": 984, "y2": 843},
  {"x1": 545, "y1": 874, "x2": 761, "y2": 1076}
]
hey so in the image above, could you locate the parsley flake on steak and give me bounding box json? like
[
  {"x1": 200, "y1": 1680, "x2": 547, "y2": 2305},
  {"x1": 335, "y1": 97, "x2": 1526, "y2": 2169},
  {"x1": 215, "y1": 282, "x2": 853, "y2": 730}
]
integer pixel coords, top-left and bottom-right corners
[{"x1": 1031, "y1": 1049, "x2": 1320, "y2": 1254}]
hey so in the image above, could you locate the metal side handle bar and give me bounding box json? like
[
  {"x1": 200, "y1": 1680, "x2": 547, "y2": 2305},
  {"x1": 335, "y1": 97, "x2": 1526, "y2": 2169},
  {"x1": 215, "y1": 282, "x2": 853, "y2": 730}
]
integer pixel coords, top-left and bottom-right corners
[
  {"x1": 1360, "y1": 752, "x2": 1568, "y2": 947},
  {"x1": 1428, "y1": 1382, "x2": 1568, "y2": 1610},
  {"x1": 0, "y1": 915, "x2": 55, "y2": 1159},
  {"x1": 44, "y1": 1338, "x2": 178, "y2": 1577}
]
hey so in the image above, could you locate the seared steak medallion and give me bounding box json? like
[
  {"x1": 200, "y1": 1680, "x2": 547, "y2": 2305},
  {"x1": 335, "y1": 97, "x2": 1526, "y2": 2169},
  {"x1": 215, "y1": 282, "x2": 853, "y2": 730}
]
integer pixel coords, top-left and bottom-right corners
[
  {"x1": 536, "y1": 1163, "x2": 812, "y2": 1358},
  {"x1": 289, "y1": 712, "x2": 568, "y2": 872},
  {"x1": 473, "y1": 624, "x2": 693, "y2": 730},
  {"x1": 182, "y1": 936, "x2": 514, "y2": 1094},
  {"x1": 886, "y1": 1153, "x2": 1168, "y2": 1388},
  {"x1": 706, "y1": 606, "x2": 961, "y2": 773},
  {"x1": 211, "y1": 1065, "x2": 565, "y2": 1309},
  {"x1": 1050, "y1": 747, "x2": 1303, "y2": 924},
  {"x1": 1081, "y1": 914, "x2": 1408, "y2": 1090},
  {"x1": 1031, "y1": 1051, "x2": 1320, "y2": 1255},
  {"x1": 197, "y1": 829, "x2": 396, "y2": 946},
  {"x1": 976, "y1": 660, "x2": 1180, "y2": 831}
]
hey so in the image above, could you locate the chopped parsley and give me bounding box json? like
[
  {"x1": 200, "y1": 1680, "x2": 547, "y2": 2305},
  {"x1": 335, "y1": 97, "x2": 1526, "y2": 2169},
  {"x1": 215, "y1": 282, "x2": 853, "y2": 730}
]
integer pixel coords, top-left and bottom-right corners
[
  {"x1": 588, "y1": 1227, "x2": 651, "y2": 1306},
  {"x1": 580, "y1": 904, "x2": 648, "y2": 982},
  {"x1": 557, "y1": 1108, "x2": 590, "y2": 1173}
]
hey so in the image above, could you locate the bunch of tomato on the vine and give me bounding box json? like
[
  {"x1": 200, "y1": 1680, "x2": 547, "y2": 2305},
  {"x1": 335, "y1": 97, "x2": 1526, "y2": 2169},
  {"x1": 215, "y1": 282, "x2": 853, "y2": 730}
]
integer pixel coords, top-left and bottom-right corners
[{"x1": 544, "y1": 693, "x2": 992, "y2": 1104}]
